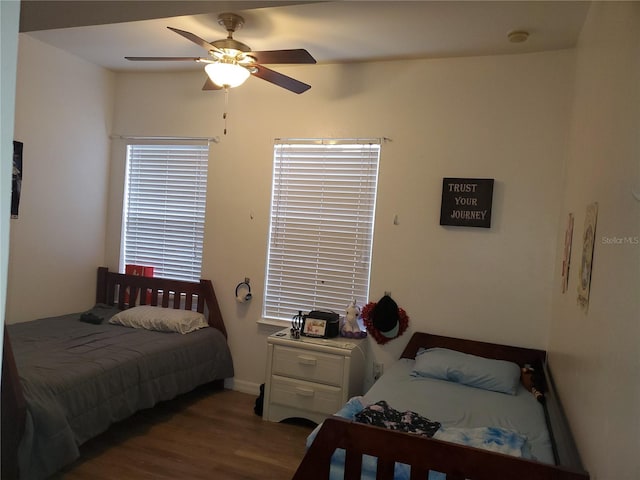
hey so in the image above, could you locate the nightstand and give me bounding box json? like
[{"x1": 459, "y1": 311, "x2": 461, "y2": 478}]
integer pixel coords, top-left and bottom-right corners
[{"x1": 263, "y1": 328, "x2": 367, "y2": 424}]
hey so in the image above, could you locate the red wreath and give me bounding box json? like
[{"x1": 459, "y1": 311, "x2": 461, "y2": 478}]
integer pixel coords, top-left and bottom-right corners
[{"x1": 361, "y1": 301, "x2": 409, "y2": 345}]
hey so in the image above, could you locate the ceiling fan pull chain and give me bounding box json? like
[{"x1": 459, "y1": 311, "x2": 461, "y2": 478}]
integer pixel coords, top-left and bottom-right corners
[{"x1": 223, "y1": 87, "x2": 229, "y2": 135}]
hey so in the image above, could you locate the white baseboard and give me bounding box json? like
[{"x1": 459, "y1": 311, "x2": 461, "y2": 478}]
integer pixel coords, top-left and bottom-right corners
[{"x1": 225, "y1": 378, "x2": 262, "y2": 396}]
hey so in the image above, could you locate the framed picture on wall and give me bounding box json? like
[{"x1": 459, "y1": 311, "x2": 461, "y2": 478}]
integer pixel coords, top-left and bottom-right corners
[
  {"x1": 561, "y1": 213, "x2": 574, "y2": 293},
  {"x1": 11, "y1": 141, "x2": 23, "y2": 219},
  {"x1": 439, "y1": 177, "x2": 494, "y2": 228},
  {"x1": 577, "y1": 203, "x2": 598, "y2": 312}
]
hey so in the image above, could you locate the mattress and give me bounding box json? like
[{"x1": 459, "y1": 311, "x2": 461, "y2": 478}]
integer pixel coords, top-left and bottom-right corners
[
  {"x1": 363, "y1": 358, "x2": 553, "y2": 463},
  {"x1": 9, "y1": 308, "x2": 234, "y2": 480}
]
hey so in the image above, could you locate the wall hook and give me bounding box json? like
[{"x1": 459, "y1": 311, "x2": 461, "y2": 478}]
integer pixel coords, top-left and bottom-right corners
[{"x1": 235, "y1": 278, "x2": 252, "y2": 303}]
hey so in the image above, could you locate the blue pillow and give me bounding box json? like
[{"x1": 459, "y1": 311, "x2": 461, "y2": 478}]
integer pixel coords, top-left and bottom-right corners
[{"x1": 412, "y1": 348, "x2": 521, "y2": 395}]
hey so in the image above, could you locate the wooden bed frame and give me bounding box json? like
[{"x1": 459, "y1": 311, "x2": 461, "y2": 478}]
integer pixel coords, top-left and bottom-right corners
[
  {"x1": 293, "y1": 332, "x2": 589, "y2": 480},
  {"x1": 95, "y1": 266, "x2": 227, "y2": 337},
  {"x1": 1, "y1": 266, "x2": 228, "y2": 480}
]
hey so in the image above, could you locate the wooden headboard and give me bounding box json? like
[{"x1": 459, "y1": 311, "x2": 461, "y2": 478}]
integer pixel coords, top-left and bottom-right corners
[
  {"x1": 400, "y1": 331, "x2": 546, "y2": 367},
  {"x1": 96, "y1": 266, "x2": 227, "y2": 338}
]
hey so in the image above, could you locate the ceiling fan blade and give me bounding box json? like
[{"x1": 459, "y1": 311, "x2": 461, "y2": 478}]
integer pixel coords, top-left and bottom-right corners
[
  {"x1": 252, "y1": 65, "x2": 311, "y2": 94},
  {"x1": 248, "y1": 49, "x2": 316, "y2": 65},
  {"x1": 125, "y1": 56, "x2": 204, "y2": 62},
  {"x1": 202, "y1": 77, "x2": 223, "y2": 91},
  {"x1": 167, "y1": 26, "x2": 220, "y2": 53}
]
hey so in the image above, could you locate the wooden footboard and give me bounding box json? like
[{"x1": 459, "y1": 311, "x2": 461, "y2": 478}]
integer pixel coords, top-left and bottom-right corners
[
  {"x1": 293, "y1": 416, "x2": 588, "y2": 480},
  {"x1": 293, "y1": 332, "x2": 589, "y2": 480},
  {"x1": 2, "y1": 326, "x2": 27, "y2": 480}
]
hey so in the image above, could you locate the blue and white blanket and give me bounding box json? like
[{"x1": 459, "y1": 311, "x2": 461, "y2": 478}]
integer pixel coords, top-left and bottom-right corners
[
  {"x1": 433, "y1": 425, "x2": 527, "y2": 458},
  {"x1": 306, "y1": 397, "x2": 531, "y2": 480}
]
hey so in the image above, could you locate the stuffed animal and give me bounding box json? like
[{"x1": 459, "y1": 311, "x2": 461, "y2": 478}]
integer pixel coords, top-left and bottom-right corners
[
  {"x1": 521, "y1": 366, "x2": 545, "y2": 403},
  {"x1": 342, "y1": 300, "x2": 364, "y2": 337}
]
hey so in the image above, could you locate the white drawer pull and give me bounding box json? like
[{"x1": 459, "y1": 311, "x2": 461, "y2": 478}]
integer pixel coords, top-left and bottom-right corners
[
  {"x1": 295, "y1": 387, "x2": 315, "y2": 397},
  {"x1": 297, "y1": 355, "x2": 317, "y2": 366}
]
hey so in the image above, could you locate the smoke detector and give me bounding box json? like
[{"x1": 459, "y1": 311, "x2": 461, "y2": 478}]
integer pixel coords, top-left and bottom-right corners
[{"x1": 508, "y1": 30, "x2": 530, "y2": 43}]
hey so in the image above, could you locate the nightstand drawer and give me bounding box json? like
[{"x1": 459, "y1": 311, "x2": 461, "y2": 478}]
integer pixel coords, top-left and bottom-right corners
[
  {"x1": 272, "y1": 345, "x2": 344, "y2": 386},
  {"x1": 270, "y1": 375, "x2": 343, "y2": 415}
]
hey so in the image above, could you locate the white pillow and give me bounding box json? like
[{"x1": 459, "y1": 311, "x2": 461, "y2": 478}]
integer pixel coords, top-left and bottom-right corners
[{"x1": 109, "y1": 305, "x2": 209, "y2": 334}]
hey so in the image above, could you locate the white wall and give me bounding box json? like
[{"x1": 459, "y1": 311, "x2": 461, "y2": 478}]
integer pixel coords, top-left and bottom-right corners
[
  {"x1": 108, "y1": 50, "x2": 575, "y2": 391},
  {"x1": 7, "y1": 35, "x2": 115, "y2": 323},
  {"x1": 1, "y1": 0, "x2": 20, "y2": 351},
  {"x1": 548, "y1": 3, "x2": 640, "y2": 479}
]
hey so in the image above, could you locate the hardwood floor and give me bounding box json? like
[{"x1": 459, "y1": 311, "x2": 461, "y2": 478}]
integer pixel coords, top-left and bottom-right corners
[{"x1": 54, "y1": 386, "x2": 315, "y2": 480}]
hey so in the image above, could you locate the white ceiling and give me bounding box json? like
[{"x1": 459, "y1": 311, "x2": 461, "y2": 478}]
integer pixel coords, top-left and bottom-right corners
[{"x1": 22, "y1": 1, "x2": 590, "y2": 72}]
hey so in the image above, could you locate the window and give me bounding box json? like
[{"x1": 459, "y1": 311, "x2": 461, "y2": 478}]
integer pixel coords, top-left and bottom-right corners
[
  {"x1": 122, "y1": 143, "x2": 209, "y2": 282},
  {"x1": 263, "y1": 139, "x2": 381, "y2": 322}
]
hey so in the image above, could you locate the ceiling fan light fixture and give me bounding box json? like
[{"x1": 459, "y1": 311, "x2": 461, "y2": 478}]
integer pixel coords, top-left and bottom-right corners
[
  {"x1": 205, "y1": 62, "x2": 250, "y2": 88},
  {"x1": 130, "y1": 16, "x2": 316, "y2": 94}
]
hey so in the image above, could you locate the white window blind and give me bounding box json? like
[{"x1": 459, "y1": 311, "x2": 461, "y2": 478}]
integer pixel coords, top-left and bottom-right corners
[
  {"x1": 264, "y1": 139, "x2": 381, "y2": 322},
  {"x1": 122, "y1": 143, "x2": 208, "y2": 282}
]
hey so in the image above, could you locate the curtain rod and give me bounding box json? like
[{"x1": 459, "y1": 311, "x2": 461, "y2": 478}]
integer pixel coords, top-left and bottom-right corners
[
  {"x1": 111, "y1": 135, "x2": 220, "y2": 143},
  {"x1": 274, "y1": 137, "x2": 390, "y2": 145}
]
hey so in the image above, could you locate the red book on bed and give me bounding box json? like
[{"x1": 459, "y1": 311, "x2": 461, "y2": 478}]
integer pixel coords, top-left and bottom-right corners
[{"x1": 125, "y1": 264, "x2": 154, "y2": 305}]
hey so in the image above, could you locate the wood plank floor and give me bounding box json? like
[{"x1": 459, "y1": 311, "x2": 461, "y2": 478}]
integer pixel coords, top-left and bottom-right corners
[{"x1": 53, "y1": 386, "x2": 316, "y2": 480}]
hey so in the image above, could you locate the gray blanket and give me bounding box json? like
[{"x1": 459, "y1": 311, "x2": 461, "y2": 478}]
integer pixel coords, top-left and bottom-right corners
[{"x1": 8, "y1": 308, "x2": 234, "y2": 480}]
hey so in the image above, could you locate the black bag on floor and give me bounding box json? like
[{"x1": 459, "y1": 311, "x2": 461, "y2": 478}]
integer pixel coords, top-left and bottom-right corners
[{"x1": 254, "y1": 383, "x2": 265, "y2": 416}]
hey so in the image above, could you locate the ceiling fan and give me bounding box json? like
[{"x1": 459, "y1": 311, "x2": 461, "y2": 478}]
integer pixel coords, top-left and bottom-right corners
[{"x1": 125, "y1": 12, "x2": 316, "y2": 94}]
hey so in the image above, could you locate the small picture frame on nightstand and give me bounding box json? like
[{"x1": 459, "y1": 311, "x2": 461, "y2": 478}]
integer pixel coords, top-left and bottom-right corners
[{"x1": 302, "y1": 318, "x2": 326, "y2": 337}]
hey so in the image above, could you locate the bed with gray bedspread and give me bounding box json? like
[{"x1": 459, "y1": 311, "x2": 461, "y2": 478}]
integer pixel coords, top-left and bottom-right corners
[{"x1": 9, "y1": 307, "x2": 234, "y2": 480}]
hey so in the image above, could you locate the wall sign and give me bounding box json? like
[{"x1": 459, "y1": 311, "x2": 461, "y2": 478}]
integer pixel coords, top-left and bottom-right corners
[{"x1": 440, "y1": 178, "x2": 494, "y2": 228}]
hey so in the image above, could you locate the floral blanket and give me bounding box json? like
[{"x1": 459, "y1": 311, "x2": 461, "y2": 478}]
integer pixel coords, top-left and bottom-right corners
[{"x1": 354, "y1": 400, "x2": 441, "y2": 437}]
